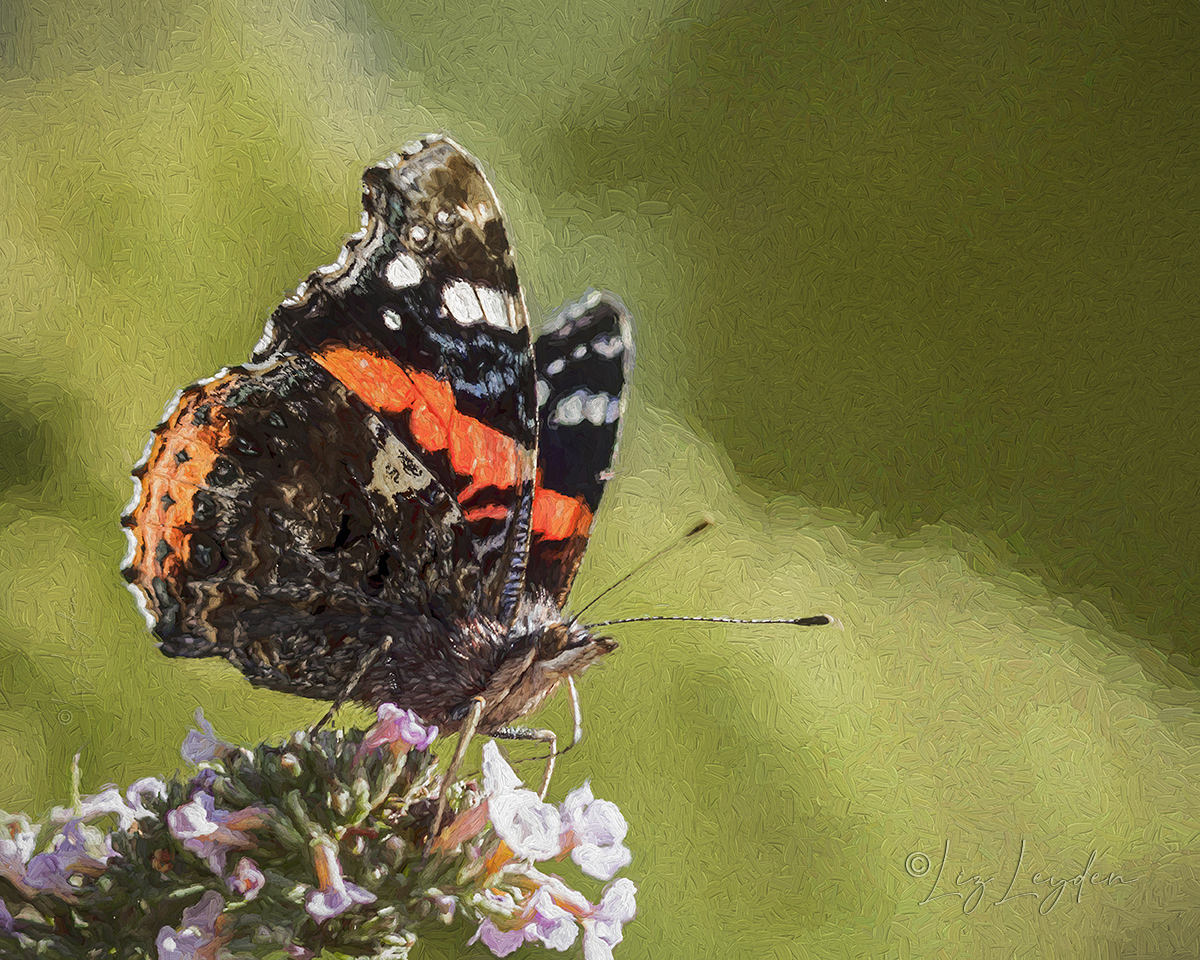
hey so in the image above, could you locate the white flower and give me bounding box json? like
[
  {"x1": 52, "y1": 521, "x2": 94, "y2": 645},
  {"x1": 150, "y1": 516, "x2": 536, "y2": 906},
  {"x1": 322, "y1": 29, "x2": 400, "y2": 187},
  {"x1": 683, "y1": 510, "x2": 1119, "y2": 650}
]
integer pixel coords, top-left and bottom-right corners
[
  {"x1": 481, "y1": 741, "x2": 562, "y2": 861},
  {"x1": 560, "y1": 782, "x2": 632, "y2": 880}
]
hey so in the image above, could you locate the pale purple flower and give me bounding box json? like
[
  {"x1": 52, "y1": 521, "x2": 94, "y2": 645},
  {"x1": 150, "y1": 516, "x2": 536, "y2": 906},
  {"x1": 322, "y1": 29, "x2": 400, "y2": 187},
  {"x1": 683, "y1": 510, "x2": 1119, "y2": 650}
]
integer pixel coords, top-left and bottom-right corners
[
  {"x1": 0, "y1": 816, "x2": 39, "y2": 891},
  {"x1": 127, "y1": 777, "x2": 169, "y2": 820},
  {"x1": 285, "y1": 946, "x2": 314, "y2": 959},
  {"x1": 427, "y1": 890, "x2": 457, "y2": 923},
  {"x1": 156, "y1": 890, "x2": 225, "y2": 960},
  {"x1": 581, "y1": 878, "x2": 637, "y2": 960},
  {"x1": 305, "y1": 839, "x2": 376, "y2": 922},
  {"x1": 559, "y1": 782, "x2": 632, "y2": 880},
  {"x1": 468, "y1": 888, "x2": 522, "y2": 955},
  {"x1": 0, "y1": 897, "x2": 13, "y2": 934},
  {"x1": 167, "y1": 791, "x2": 262, "y2": 876},
  {"x1": 227, "y1": 857, "x2": 265, "y2": 900},
  {"x1": 524, "y1": 887, "x2": 580, "y2": 951},
  {"x1": 182, "y1": 709, "x2": 226, "y2": 764},
  {"x1": 489, "y1": 792, "x2": 562, "y2": 862},
  {"x1": 471, "y1": 918, "x2": 527, "y2": 957},
  {"x1": 48, "y1": 779, "x2": 163, "y2": 832},
  {"x1": 480, "y1": 741, "x2": 561, "y2": 861},
  {"x1": 25, "y1": 821, "x2": 117, "y2": 897},
  {"x1": 469, "y1": 873, "x2": 585, "y2": 957},
  {"x1": 359, "y1": 704, "x2": 438, "y2": 757}
]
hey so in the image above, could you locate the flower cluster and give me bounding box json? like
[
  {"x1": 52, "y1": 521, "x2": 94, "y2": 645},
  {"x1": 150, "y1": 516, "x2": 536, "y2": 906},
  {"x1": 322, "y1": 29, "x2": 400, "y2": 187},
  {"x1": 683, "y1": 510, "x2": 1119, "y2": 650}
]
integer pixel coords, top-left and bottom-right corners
[
  {"x1": 0, "y1": 707, "x2": 636, "y2": 960},
  {"x1": 457, "y1": 742, "x2": 636, "y2": 959}
]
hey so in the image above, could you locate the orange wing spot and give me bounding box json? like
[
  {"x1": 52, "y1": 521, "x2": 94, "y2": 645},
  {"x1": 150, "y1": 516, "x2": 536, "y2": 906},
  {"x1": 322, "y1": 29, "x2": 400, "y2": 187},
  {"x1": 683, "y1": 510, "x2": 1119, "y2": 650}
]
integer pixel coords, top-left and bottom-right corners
[
  {"x1": 532, "y1": 487, "x2": 592, "y2": 542},
  {"x1": 127, "y1": 385, "x2": 234, "y2": 586},
  {"x1": 464, "y1": 504, "x2": 512, "y2": 523},
  {"x1": 315, "y1": 346, "x2": 520, "y2": 498}
]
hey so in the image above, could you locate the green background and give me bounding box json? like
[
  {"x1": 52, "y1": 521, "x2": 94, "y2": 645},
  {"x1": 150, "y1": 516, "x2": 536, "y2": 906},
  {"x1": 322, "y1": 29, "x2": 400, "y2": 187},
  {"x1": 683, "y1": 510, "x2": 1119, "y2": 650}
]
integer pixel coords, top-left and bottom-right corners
[{"x1": 1, "y1": 0, "x2": 1198, "y2": 957}]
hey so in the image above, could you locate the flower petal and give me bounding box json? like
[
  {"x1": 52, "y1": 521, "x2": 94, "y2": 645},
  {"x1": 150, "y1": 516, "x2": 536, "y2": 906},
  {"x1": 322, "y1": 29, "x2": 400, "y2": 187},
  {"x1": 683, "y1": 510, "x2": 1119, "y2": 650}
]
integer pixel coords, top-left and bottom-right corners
[
  {"x1": 481, "y1": 740, "x2": 524, "y2": 794},
  {"x1": 572, "y1": 841, "x2": 633, "y2": 882},
  {"x1": 182, "y1": 709, "x2": 226, "y2": 764},
  {"x1": 470, "y1": 918, "x2": 528, "y2": 957},
  {"x1": 488, "y1": 790, "x2": 562, "y2": 861}
]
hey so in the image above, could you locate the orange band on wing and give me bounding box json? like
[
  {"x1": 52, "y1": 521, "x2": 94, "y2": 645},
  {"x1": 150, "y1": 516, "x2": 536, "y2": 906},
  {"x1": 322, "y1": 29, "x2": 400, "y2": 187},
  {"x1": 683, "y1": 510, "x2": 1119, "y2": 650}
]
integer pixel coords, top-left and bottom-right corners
[
  {"x1": 315, "y1": 346, "x2": 519, "y2": 498},
  {"x1": 130, "y1": 384, "x2": 235, "y2": 581},
  {"x1": 532, "y1": 487, "x2": 592, "y2": 542}
]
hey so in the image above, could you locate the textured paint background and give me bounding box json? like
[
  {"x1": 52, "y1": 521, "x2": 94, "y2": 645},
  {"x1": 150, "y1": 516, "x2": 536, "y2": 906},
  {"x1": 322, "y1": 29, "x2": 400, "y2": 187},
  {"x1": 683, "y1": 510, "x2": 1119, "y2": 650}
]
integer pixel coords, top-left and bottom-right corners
[{"x1": 1, "y1": 0, "x2": 1198, "y2": 957}]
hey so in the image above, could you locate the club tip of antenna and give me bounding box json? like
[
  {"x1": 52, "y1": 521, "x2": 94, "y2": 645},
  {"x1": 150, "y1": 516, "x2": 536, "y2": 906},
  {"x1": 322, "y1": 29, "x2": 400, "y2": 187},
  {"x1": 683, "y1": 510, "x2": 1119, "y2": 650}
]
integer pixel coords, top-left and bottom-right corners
[
  {"x1": 686, "y1": 518, "x2": 714, "y2": 538},
  {"x1": 785, "y1": 614, "x2": 843, "y2": 629}
]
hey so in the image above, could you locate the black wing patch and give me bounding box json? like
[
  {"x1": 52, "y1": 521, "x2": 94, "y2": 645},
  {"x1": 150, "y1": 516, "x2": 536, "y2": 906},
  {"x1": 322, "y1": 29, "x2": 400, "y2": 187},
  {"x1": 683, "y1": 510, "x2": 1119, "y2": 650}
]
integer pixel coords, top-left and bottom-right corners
[{"x1": 525, "y1": 291, "x2": 634, "y2": 605}]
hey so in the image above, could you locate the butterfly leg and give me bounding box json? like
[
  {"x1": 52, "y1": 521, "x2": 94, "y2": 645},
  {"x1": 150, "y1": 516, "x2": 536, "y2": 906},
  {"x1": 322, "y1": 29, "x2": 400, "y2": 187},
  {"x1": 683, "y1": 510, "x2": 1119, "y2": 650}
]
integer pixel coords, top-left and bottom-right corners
[
  {"x1": 428, "y1": 695, "x2": 485, "y2": 847},
  {"x1": 492, "y1": 725, "x2": 558, "y2": 799},
  {"x1": 311, "y1": 636, "x2": 395, "y2": 733},
  {"x1": 495, "y1": 675, "x2": 585, "y2": 798}
]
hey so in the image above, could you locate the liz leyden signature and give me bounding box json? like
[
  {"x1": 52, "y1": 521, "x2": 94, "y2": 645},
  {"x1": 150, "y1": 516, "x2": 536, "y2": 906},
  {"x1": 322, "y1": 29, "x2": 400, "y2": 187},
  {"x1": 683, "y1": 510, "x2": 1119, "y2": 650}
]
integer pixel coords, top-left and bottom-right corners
[{"x1": 906, "y1": 839, "x2": 1138, "y2": 915}]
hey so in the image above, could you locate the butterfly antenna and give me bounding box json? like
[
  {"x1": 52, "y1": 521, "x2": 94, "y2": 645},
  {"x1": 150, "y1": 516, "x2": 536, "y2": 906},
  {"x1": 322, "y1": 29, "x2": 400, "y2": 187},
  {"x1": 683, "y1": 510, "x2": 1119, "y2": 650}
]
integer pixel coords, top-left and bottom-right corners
[
  {"x1": 584, "y1": 613, "x2": 840, "y2": 629},
  {"x1": 572, "y1": 519, "x2": 713, "y2": 622}
]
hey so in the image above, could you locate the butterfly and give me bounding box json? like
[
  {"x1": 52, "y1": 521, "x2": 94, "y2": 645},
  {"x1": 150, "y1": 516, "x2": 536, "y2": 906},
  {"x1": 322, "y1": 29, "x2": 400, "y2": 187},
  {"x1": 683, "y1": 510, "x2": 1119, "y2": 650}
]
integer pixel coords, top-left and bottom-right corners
[{"x1": 122, "y1": 138, "x2": 634, "y2": 800}]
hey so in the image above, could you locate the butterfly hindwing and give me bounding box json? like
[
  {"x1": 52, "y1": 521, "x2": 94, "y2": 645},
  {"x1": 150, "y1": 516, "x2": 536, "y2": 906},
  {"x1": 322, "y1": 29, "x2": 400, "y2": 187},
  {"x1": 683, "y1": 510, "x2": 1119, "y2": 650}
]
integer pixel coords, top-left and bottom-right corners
[
  {"x1": 122, "y1": 353, "x2": 482, "y2": 700},
  {"x1": 527, "y1": 291, "x2": 634, "y2": 605}
]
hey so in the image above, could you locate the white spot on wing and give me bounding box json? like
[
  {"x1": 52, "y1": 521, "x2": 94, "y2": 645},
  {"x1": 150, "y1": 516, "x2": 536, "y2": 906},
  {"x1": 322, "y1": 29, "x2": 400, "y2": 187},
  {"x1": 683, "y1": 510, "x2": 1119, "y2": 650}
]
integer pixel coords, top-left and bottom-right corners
[
  {"x1": 158, "y1": 387, "x2": 187, "y2": 423},
  {"x1": 552, "y1": 390, "x2": 617, "y2": 427},
  {"x1": 566, "y1": 289, "x2": 602, "y2": 320},
  {"x1": 591, "y1": 334, "x2": 625, "y2": 359},
  {"x1": 536, "y1": 379, "x2": 550, "y2": 408},
  {"x1": 384, "y1": 253, "x2": 422, "y2": 289},
  {"x1": 478, "y1": 287, "x2": 509, "y2": 330},
  {"x1": 443, "y1": 280, "x2": 483, "y2": 325},
  {"x1": 282, "y1": 280, "x2": 309, "y2": 307},
  {"x1": 553, "y1": 392, "x2": 584, "y2": 426},
  {"x1": 121, "y1": 472, "x2": 145, "y2": 528},
  {"x1": 582, "y1": 393, "x2": 610, "y2": 425},
  {"x1": 195, "y1": 366, "x2": 234, "y2": 389},
  {"x1": 546, "y1": 358, "x2": 566, "y2": 376},
  {"x1": 382, "y1": 308, "x2": 403, "y2": 330},
  {"x1": 572, "y1": 344, "x2": 588, "y2": 360},
  {"x1": 317, "y1": 245, "x2": 351, "y2": 276},
  {"x1": 120, "y1": 522, "x2": 140, "y2": 568}
]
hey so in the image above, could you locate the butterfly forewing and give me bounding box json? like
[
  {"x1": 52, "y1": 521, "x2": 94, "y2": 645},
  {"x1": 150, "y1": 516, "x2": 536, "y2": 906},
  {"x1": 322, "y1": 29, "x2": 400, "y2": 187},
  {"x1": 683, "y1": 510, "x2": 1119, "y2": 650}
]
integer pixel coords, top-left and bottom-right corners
[{"x1": 251, "y1": 138, "x2": 538, "y2": 621}]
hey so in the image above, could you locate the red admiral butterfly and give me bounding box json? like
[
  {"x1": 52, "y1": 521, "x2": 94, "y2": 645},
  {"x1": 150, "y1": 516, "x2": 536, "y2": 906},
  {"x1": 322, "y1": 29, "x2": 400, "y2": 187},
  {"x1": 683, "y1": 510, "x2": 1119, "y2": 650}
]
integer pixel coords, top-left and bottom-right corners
[{"x1": 121, "y1": 137, "x2": 632, "y2": 762}]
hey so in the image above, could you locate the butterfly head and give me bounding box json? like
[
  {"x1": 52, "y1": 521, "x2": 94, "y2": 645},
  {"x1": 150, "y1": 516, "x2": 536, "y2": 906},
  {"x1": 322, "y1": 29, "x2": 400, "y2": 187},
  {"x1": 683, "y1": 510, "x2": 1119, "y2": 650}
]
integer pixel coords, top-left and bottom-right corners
[{"x1": 436, "y1": 597, "x2": 619, "y2": 733}]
